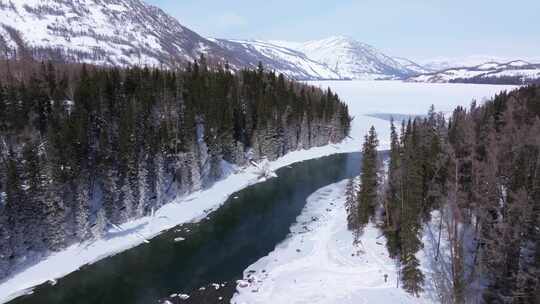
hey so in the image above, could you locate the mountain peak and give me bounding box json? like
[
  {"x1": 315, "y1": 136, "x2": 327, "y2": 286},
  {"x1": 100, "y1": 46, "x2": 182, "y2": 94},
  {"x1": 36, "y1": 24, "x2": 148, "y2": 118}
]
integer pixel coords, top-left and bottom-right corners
[
  {"x1": 321, "y1": 35, "x2": 355, "y2": 43},
  {"x1": 305, "y1": 35, "x2": 371, "y2": 49},
  {"x1": 283, "y1": 36, "x2": 419, "y2": 80}
]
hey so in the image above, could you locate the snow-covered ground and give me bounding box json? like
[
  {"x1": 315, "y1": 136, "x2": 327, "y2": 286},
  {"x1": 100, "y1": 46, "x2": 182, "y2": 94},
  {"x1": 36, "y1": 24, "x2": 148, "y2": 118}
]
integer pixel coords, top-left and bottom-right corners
[
  {"x1": 0, "y1": 81, "x2": 513, "y2": 303},
  {"x1": 232, "y1": 181, "x2": 435, "y2": 304}
]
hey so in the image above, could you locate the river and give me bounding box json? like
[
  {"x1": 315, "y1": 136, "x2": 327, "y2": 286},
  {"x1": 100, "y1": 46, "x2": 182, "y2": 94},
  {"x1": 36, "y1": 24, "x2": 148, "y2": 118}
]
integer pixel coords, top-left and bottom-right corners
[{"x1": 10, "y1": 153, "x2": 363, "y2": 304}]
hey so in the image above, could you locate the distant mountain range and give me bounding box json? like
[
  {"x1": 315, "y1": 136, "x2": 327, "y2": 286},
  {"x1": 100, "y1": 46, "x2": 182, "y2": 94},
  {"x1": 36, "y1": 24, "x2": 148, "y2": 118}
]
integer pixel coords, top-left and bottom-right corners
[
  {"x1": 407, "y1": 60, "x2": 540, "y2": 84},
  {"x1": 0, "y1": 0, "x2": 538, "y2": 83},
  {"x1": 417, "y1": 56, "x2": 540, "y2": 72}
]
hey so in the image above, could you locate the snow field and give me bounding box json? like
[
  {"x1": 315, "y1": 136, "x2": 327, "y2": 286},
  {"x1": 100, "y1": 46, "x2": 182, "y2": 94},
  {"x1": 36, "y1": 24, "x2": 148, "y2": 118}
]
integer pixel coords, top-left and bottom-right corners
[{"x1": 232, "y1": 181, "x2": 434, "y2": 304}]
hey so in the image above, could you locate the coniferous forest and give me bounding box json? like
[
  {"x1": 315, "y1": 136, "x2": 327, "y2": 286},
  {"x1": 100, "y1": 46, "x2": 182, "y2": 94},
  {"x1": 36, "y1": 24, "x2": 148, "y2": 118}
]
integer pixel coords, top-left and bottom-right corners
[
  {"x1": 0, "y1": 59, "x2": 351, "y2": 280},
  {"x1": 348, "y1": 85, "x2": 540, "y2": 303}
]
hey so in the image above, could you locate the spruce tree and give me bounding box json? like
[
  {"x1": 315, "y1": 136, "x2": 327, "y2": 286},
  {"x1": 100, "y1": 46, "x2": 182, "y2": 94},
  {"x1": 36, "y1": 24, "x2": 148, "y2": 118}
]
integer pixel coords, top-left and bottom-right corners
[
  {"x1": 384, "y1": 118, "x2": 403, "y2": 258},
  {"x1": 399, "y1": 120, "x2": 425, "y2": 295},
  {"x1": 357, "y1": 126, "x2": 380, "y2": 230}
]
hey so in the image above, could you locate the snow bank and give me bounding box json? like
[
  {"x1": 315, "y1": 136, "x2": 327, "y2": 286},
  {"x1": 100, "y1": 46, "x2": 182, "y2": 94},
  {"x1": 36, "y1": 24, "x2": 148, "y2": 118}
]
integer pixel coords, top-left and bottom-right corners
[
  {"x1": 0, "y1": 81, "x2": 510, "y2": 303},
  {"x1": 232, "y1": 180, "x2": 434, "y2": 304}
]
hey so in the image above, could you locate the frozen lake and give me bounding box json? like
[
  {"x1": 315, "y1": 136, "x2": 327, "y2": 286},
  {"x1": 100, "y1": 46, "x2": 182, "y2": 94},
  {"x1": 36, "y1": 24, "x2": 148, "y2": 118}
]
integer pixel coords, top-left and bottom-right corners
[{"x1": 309, "y1": 80, "x2": 516, "y2": 150}]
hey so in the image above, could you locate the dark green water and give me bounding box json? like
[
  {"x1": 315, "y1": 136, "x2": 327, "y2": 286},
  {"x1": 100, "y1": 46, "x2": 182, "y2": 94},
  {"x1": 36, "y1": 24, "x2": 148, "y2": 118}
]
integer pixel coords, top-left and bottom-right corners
[{"x1": 9, "y1": 152, "x2": 362, "y2": 304}]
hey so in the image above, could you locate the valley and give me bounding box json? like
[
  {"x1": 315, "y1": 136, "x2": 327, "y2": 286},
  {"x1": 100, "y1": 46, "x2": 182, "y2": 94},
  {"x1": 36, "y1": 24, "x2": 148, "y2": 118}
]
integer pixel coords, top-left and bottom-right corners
[{"x1": 0, "y1": 0, "x2": 538, "y2": 303}]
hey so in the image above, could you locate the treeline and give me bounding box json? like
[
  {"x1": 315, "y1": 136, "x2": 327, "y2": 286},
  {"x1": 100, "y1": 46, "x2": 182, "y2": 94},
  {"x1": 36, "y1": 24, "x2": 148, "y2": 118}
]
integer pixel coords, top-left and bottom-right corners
[
  {"x1": 0, "y1": 59, "x2": 351, "y2": 280},
  {"x1": 450, "y1": 76, "x2": 540, "y2": 86},
  {"x1": 348, "y1": 85, "x2": 540, "y2": 303}
]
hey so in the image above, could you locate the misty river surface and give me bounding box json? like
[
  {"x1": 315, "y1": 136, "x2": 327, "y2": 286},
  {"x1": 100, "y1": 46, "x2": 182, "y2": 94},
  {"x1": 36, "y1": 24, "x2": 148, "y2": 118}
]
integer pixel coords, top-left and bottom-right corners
[{"x1": 9, "y1": 152, "x2": 363, "y2": 304}]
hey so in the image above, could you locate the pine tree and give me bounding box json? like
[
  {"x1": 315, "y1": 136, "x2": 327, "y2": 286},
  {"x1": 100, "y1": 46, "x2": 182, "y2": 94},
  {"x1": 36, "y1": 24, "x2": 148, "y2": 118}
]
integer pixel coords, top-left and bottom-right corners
[
  {"x1": 357, "y1": 126, "x2": 380, "y2": 230},
  {"x1": 384, "y1": 118, "x2": 403, "y2": 258},
  {"x1": 399, "y1": 120, "x2": 425, "y2": 295}
]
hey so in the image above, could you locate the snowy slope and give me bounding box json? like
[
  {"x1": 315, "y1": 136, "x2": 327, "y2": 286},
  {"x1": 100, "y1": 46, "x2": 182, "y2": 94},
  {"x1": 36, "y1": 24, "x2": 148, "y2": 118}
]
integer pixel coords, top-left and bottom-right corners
[
  {"x1": 0, "y1": 0, "x2": 424, "y2": 80},
  {"x1": 408, "y1": 60, "x2": 540, "y2": 83},
  {"x1": 2, "y1": 0, "x2": 534, "y2": 83},
  {"x1": 0, "y1": 0, "x2": 335, "y2": 79},
  {"x1": 296, "y1": 36, "x2": 415, "y2": 79},
  {"x1": 393, "y1": 57, "x2": 432, "y2": 74},
  {"x1": 212, "y1": 36, "x2": 432, "y2": 80},
  {"x1": 216, "y1": 36, "x2": 428, "y2": 80},
  {"x1": 0, "y1": 0, "x2": 336, "y2": 79},
  {"x1": 211, "y1": 39, "x2": 340, "y2": 80},
  {"x1": 0, "y1": 0, "x2": 243, "y2": 67},
  {"x1": 268, "y1": 36, "x2": 422, "y2": 80}
]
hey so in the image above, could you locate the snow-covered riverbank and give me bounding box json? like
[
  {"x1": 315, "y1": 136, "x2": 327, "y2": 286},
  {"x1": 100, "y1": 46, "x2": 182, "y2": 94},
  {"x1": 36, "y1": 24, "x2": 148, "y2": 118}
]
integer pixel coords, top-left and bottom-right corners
[
  {"x1": 232, "y1": 180, "x2": 435, "y2": 304},
  {"x1": 0, "y1": 81, "x2": 512, "y2": 303},
  {"x1": 0, "y1": 136, "x2": 377, "y2": 304},
  {"x1": 0, "y1": 98, "x2": 395, "y2": 304}
]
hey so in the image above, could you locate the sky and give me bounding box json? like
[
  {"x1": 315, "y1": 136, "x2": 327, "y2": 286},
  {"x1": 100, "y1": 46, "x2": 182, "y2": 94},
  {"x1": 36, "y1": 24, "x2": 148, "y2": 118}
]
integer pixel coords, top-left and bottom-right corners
[{"x1": 147, "y1": 0, "x2": 540, "y2": 62}]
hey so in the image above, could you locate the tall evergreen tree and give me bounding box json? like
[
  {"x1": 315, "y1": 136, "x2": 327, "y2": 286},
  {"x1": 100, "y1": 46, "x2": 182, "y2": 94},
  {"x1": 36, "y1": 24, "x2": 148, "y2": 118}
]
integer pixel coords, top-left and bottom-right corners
[{"x1": 357, "y1": 126, "x2": 380, "y2": 229}]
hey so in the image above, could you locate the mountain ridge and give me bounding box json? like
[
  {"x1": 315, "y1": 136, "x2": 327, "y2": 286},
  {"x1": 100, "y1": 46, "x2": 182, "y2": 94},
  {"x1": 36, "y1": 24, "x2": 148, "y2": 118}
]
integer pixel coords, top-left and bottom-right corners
[
  {"x1": 0, "y1": 0, "x2": 241, "y2": 67},
  {"x1": 1, "y1": 0, "x2": 537, "y2": 83},
  {"x1": 0, "y1": 0, "x2": 423, "y2": 80},
  {"x1": 265, "y1": 35, "x2": 422, "y2": 80}
]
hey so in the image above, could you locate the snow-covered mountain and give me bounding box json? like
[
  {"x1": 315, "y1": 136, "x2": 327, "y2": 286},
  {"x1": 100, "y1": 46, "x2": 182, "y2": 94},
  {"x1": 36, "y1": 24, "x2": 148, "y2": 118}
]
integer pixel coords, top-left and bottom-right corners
[
  {"x1": 0, "y1": 2, "x2": 424, "y2": 80},
  {"x1": 13, "y1": 0, "x2": 528, "y2": 83},
  {"x1": 214, "y1": 37, "x2": 427, "y2": 80},
  {"x1": 392, "y1": 57, "x2": 432, "y2": 74},
  {"x1": 266, "y1": 36, "x2": 422, "y2": 80},
  {"x1": 408, "y1": 60, "x2": 540, "y2": 84},
  {"x1": 0, "y1": 0, "x2": 340, "y2": 79},
  {"x1": 0, "y1": 0, "x2": 244, "y2": 67},
  {"x1": 417, "y1": 55, "x2": 540, "y2": 72},
  {"x1": 210, "y1": 39, "x2": 340, "y2": 80}
]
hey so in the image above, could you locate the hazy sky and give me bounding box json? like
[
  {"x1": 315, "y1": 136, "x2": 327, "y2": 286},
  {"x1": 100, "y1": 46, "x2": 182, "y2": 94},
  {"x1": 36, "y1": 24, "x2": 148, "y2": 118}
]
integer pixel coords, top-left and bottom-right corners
[{"x1": 147, "y1": 0, "x2": 539, "y2": 62}]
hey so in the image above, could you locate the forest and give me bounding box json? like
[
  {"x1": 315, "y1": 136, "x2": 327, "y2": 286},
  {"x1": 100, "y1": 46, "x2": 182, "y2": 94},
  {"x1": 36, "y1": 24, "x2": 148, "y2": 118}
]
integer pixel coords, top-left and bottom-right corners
[
  {"x1": 0, "y1": 58, "x2": 351, "y2": 280},
  {"x1": 348, "y1": 85, "x2": 540, "y2": 303},
  {"x1": 450, "y1": 76, "x2": 540, "y2": 86}
]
